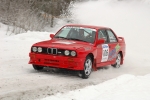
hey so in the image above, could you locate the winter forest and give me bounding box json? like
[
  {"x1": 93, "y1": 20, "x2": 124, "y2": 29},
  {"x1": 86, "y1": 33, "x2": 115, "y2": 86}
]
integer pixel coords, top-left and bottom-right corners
[{"x1": 0, "y1": 0, "x2": 78, "y2": 34}]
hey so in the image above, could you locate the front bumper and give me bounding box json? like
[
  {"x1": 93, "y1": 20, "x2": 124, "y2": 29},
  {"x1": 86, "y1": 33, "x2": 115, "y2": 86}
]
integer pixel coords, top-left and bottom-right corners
[{"x1": 29, "y1": 53, "x2": 85, "y2": 70}]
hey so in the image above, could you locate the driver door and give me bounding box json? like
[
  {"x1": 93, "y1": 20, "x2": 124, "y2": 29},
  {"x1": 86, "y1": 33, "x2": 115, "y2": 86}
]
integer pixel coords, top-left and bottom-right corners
[
  {"x1": 96, "y1": 29, "x2": 110, "y2": 67},
  {"x1": 96, "y1": 29, "x2": 114, "y2": 67},
  {"x1": 96, "y1": 29, "x2": 118, "y2": 67}
]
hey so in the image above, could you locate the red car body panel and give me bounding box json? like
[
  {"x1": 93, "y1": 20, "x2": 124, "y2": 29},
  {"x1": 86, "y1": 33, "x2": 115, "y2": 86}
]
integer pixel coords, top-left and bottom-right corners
[{"x1": 29, "y1": 24, "x2": 126, "y2": 71}]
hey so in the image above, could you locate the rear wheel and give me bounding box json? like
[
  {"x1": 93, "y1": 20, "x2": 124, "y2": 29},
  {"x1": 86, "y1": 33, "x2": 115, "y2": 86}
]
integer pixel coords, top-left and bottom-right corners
[
  {"x1": 32, "y1": 64, "x2": 44, "y2": 70},
  {"x1": 112, "y1": 53, "x2": 121, "y2": 68},
  {"x1": 80, "y1": 56, "x2": 92, "y2": 79}
]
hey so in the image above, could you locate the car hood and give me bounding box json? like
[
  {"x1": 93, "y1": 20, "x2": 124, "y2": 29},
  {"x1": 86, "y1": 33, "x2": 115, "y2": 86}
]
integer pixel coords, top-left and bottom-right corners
[{"x1": 33, "y1": 39, "x2": 93, "y2": 50}]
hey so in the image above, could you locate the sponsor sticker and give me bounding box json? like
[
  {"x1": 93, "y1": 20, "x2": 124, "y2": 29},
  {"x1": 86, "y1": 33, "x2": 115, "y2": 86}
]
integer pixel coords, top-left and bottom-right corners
[
  {"x1": 108, "y1": 44, "x2": 120, "y2": 61},
  {"x1": 101, "y1": 44, "x2": 109, "y2": 62}
]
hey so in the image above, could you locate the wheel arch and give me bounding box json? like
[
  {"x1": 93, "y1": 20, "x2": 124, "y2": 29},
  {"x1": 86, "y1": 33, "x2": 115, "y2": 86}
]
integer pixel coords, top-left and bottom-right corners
[
  {"x1": 86, "y1": 53, "x2": 94, "y2": 63},
  {"x1": 80, "y1": 53, "x2": 94, "y2": 79}
]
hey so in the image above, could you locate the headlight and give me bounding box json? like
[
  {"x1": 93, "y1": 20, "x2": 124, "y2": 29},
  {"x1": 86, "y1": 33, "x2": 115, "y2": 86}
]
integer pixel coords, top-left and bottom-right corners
[
  {"x1": 71, "y1": 51, "x2": 76, "y2": 56},
  {"x1": 38, "y1": 47, "x2": 42, "y2": 52},
  {"x1": 64, "y1": 50, "x2": 70, "y2": 56},
  {"x1": 32, "y1": 47, "x2": 37, "y2": 52}
]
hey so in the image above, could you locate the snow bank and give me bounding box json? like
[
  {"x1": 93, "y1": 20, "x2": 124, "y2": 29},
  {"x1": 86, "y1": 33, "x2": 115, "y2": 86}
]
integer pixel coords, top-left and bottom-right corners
[
  {"x1": 42, "y1": 74, "x2": 150, "y2": 100},
  {"x1": 0, "y1": 23, "x2": 12, "y2": 39},
  {"x1": 0, "y1": 31, "x2": 51, "y2": 60}
]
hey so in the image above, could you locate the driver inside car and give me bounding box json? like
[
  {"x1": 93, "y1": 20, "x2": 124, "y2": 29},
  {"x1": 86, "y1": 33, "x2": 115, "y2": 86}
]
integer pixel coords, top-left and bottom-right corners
[{"x1": 78, "y1": 29, "x2": 85, "y2": 40}]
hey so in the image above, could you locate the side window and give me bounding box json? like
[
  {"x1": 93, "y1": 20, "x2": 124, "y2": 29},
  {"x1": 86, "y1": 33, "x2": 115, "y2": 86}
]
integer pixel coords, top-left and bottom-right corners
[
  {"x1": 98, "y1": 30, "x2": 108, "y2": 43},
  {"x1": 107, "y1": 30, "x2": 117, "y2": 42}
]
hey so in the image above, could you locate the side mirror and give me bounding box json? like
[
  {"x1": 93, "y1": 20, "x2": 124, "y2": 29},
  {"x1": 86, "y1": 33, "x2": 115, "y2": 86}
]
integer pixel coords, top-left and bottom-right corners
[
  {"x1": 50, "y1": 34, "x2": 54, "y2": 39},
  {"x1": 96, "y1": 39, "x2": 105, "y2": 45}
]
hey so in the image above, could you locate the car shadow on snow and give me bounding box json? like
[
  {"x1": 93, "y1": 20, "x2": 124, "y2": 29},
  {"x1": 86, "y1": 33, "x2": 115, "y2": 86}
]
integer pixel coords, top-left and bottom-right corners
[
  {"x1": 97, "y1": 66, "x2": 110, "y2": 70},
  {"x1": 28, "y1": 66, "x2": 112, "y2": 79},
  {"x1": 29, "y1": 67, "x2": 80, "y2": 78}
]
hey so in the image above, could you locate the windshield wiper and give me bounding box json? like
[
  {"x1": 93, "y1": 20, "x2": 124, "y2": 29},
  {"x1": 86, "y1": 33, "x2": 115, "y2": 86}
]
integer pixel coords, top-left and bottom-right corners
[
  {"x1": 68, "y1": 38, "x2": 88, "y2": 42},
  {"x1": 54, "y1": 36, "x2": 68, "y2": 39}
]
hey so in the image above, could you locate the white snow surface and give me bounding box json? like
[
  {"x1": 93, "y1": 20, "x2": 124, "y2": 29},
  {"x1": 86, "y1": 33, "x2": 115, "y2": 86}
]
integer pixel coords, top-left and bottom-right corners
[
  {"x1": 0, "y1": 0, "x2": 150, "y2": 100},
  {"x1": 42, "y1": 74, "x2": 150, "y2": 100}
]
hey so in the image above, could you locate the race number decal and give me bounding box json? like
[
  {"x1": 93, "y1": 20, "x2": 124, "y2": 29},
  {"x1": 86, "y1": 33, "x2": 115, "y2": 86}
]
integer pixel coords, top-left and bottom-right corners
[{"x1": 101, "y1": 44, "x2": 109, "y2": 62}]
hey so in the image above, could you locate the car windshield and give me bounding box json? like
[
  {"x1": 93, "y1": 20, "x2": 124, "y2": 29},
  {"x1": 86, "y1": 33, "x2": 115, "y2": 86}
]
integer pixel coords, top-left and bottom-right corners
[{"x1": 54, "y1": 26, "x2": 96, "y2": 43}]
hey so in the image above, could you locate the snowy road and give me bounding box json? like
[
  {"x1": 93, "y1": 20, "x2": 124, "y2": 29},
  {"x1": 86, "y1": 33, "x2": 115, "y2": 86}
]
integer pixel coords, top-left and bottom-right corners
[{"x1": 0, "y1": 0, "x2": 150, "y2": 100}]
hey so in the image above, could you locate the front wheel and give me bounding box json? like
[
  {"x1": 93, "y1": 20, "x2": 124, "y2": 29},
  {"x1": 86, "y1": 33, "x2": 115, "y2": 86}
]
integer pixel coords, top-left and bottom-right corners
[
  {"x1": 80, "y1": 56, "x2": 92, "y2": 79},
  {"x1": 112, "y1": 53, "x2": 121, "y2": 68},
  {"x1": 32, "y1": 64, "x2": 44, "y2": 70}
]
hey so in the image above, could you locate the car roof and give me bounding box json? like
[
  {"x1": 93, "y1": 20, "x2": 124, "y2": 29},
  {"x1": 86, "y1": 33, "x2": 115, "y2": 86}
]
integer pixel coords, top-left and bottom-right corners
[{"x1": 65, "y1": 24, "x2": 110, "y2": 30}]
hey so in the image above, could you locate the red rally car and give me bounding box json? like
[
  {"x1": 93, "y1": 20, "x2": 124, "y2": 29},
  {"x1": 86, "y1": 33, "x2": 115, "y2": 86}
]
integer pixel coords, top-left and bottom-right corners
[{"x1": 29, "y1": 24, "x2": 126, "y2": 79}]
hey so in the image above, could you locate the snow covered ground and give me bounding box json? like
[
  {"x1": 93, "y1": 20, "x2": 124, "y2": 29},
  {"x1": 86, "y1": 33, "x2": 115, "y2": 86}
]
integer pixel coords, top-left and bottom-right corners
[
  {"x1": 42, "y1": 74, "x2": 150, "y2": 100},
  {"x1": 0, "y1": 0, "x2": 150, "y2": 100}
]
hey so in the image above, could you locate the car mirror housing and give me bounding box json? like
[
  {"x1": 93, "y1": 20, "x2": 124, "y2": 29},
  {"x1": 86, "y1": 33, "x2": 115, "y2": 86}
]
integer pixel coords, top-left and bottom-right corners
[
  {"x1": 96, "y1": 39, "x2": 105, "y2": 45},
  {"x1": 50, "y1": 34, "x2": 54, "y2": 39}
]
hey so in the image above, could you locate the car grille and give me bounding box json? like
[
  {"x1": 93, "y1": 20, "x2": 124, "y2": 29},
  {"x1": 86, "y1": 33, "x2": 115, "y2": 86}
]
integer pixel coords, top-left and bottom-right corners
[
  {"x1": 47, "y1": 48, "x2": 57, "y2": 55},
  {"x1": 32, "y1": 47, "x2": 65, "y2": 55}
]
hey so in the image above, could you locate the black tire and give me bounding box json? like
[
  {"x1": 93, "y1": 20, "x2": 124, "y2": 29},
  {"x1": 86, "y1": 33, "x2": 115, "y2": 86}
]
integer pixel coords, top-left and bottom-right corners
[
  {"x1": 32, "y1": 64, "x2": 44, "y2": 70},
  {"x1": 80, "y1": 56, "x2": 92, "y2": 79},
  {"x1": 112, "y1": 53, "x2": 121, "y2": 68}
]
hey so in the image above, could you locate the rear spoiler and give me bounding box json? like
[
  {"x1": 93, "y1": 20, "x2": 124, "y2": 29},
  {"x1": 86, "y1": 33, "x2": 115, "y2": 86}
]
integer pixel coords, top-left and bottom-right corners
[{"x1": 118, "y1": 37, "x2": 125, "y2": 43}]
